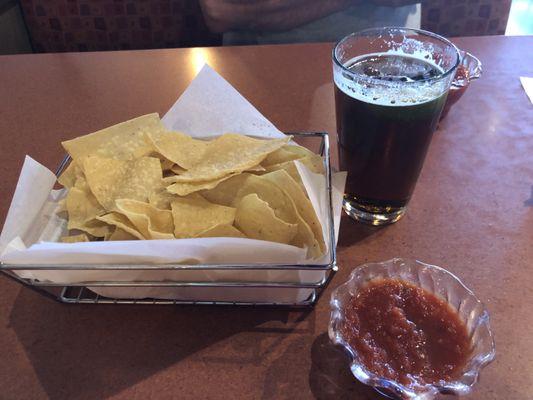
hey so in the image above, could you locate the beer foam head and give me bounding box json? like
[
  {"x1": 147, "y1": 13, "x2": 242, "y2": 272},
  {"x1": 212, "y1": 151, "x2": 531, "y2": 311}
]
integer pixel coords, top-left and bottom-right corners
[{"x1": 334, "y1": 52, "x2": 449, "y2": 107}]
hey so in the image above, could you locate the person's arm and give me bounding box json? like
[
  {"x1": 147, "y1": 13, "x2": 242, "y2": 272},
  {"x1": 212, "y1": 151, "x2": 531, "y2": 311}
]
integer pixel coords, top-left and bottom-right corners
[{"x1": 199, "y1": 0, "x2": 357, "y2": 33}]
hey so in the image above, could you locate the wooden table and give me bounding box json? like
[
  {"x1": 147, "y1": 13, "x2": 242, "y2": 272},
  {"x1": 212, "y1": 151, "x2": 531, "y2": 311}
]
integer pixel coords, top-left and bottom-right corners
[{"x1": 0, "y1": 36, "x2": 532, "y2": 400}]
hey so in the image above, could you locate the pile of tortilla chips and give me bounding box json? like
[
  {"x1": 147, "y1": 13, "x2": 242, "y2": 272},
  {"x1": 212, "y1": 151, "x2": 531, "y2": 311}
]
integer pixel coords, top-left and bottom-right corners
[{"x1": 58, "y1": 113, "x2": 326, "y2": 258}]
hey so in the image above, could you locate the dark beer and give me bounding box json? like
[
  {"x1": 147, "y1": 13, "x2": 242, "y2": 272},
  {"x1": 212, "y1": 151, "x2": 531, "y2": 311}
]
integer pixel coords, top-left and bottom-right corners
[{"x1": 335, "y1": 54, "x2": 447, "y2": 220}]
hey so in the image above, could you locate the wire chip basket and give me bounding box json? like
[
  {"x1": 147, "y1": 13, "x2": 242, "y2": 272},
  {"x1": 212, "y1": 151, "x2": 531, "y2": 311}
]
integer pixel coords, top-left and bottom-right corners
[{"x1": 0, "y1": 132, "x2": 337, "y2": 306}]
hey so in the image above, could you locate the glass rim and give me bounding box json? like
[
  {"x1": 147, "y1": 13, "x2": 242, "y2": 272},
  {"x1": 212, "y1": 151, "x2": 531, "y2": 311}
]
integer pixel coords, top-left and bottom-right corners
[{"x1": 332, "y1": 26, "x2": 461, "y2": 85}]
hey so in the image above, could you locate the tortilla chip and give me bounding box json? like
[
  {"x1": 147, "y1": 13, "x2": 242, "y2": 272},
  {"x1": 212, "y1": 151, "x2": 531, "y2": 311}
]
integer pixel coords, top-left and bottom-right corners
[
  {"x1": 262, "y1": 169, "x2": 325, "y2": 253},
  {"x1": 65, "y1": 185, "x2": 103, "y2": 225},
  {"x1": 263, "y1": 144, "x2": 325, "y2": 175},
  {"x1": 160, "y1": 158, "x2": 175, "y2": 172},
  {"x1": 82, "y1": 156, "x2": 162, "y2": 210},
  {"x1": 264, "y1": 154, "x2": 324, "y2": 177},
  {"x1": 171, "y1": 194, "x2": 236, "y2": 238},
  {"x1": 168, "y1": 134, "x2": 290, "y2": 182},
  {"x1": 115, "y1": 199, "x2": 174, "y2": 240},
  {"x1": 283, "y1": 145, "x2": 317, "y2": 158},
  {"x1": 57, "y1": 161, "x2": 82, "y2": 188},
  {"x1": 96, "y1": 212, "x2": 145, "y2": 240},
  {"x1": 72, "y1": 219, "x2": 112, "y2": 238},
  {"x1": 195, "y1": 224, "x2": 246, "y2": 238},
  {"x1": 170, "y1": 164, "x2": 187, "y2": 175},
  {"x1": 234, "y1": 175, "x2": 321, "y2": 258},
  {"x1": 57, "y1": 121, "x2": 323, "y2": 249},
  {"x1": 263, "y1": 158, "x2": 323, "y2": 194},
  {"x1": 60, "y1": 233, "x2": 89, "y2": 243},
  {"x1": 147, "y1": 130, "x2": 209, "y2": 170},
  {"x1": 107, "y1": 227, "x2": 138, "y2": 241},
  {"x1": 261, "y1": 146, "x2": 301, "y2": 167},
  {"x1": 65, "y1": 176, "x2": 108, "y2": 236},
  {"x1": 164, "y1": 173, "x2": 238, "y2": 196},
  {"x1": 149, "y1": 188, "x2": 177, "y2": 210},
  {"x1": 262, "y1": 145, "x2": 324, "y2": 173},
  {"x1": 62, "y1": 113, "x2": 161, "y2": 161},
  {"x1": 297, "y1": 154, "x2": 325, "y2": 175},
  {"x1": 201, "y1": 173, "x2": 252, "y2": 206},
  {"x1": 235, "y1": 193, "x2": 298, "y2": 244},
  {"x1": 263, "y1": 160, "x2": 304, "y2": 188},
  {"x1": 245, "y1": 164, "x2": 265, "y2": 172}
]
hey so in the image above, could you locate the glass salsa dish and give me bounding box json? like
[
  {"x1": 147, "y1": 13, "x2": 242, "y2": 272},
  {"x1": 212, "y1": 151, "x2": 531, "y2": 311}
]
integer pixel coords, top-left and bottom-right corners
[{"x1": 329, "y1": 258, "x2": 495, "y2": 399}]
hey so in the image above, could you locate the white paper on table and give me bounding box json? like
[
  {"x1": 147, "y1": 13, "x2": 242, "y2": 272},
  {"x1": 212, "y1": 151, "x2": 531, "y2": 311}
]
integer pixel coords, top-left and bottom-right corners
[
  {"x1": 0, "y1": 64, "x2": 346, "y2": 303},
  {"x1": 520, "y1": 77, "x2": 533, "y2": 105},
  {"x1": 162, "y1": 65, "x2": 285, "y2": 139}
]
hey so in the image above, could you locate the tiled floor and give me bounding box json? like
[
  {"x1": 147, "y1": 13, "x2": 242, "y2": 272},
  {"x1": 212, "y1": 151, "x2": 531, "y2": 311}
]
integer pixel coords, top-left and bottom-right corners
[{"x1": 506, "y1": 0, "x2": 533, "y2": 35}]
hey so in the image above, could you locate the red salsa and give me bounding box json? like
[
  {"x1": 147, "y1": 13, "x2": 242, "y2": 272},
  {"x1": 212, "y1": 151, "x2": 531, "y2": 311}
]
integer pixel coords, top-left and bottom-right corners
[{"x1": 342, "y1": 278, "x2": 471, "y2": 388}]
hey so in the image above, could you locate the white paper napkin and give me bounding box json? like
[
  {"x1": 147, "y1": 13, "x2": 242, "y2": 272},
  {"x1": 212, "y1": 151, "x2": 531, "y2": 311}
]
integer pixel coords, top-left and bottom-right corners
[{"x1": 520, "y1": 77, "x2": 533, "y2": 104}]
